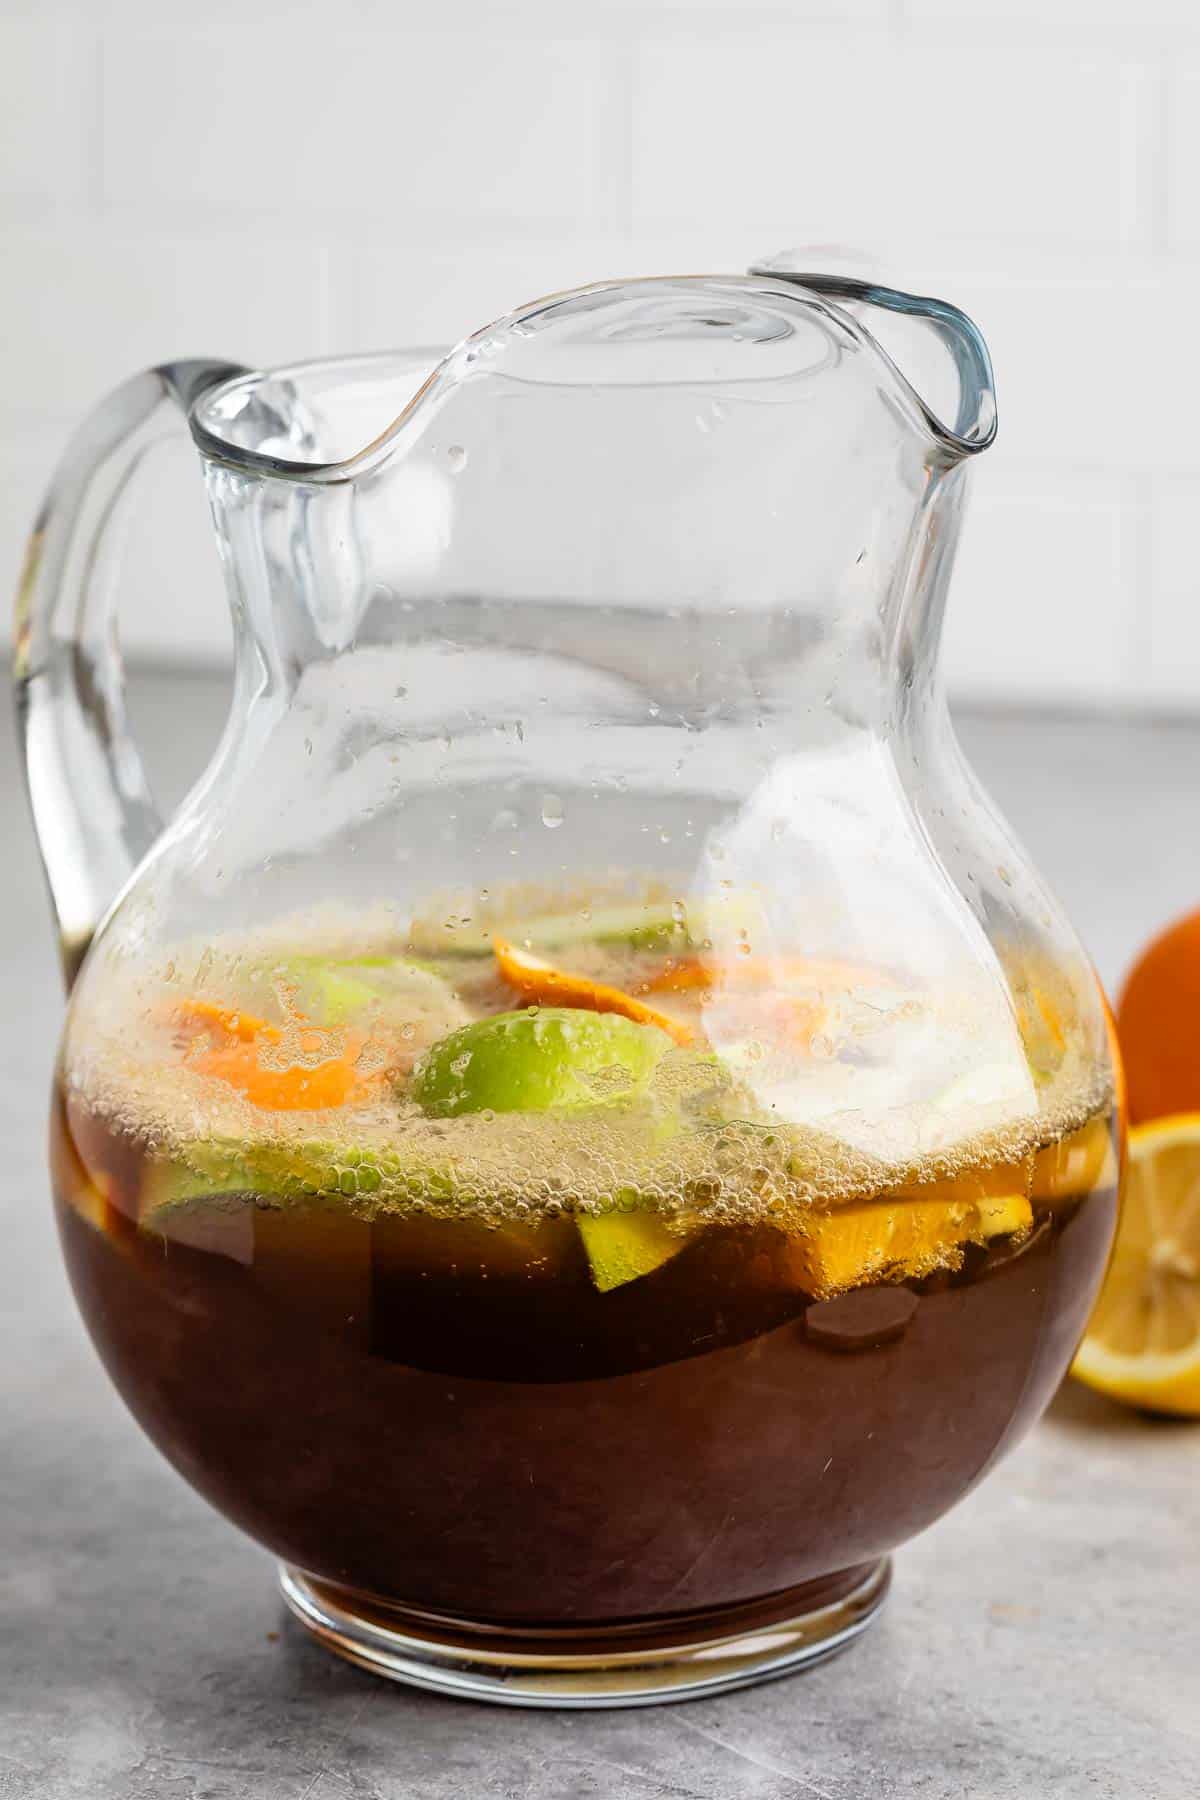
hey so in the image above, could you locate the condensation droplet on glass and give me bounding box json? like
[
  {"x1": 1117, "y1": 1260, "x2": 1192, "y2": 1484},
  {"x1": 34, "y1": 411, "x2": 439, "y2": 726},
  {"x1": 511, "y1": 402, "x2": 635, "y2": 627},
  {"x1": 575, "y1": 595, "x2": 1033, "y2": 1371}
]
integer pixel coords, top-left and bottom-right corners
[
  {"x1": 648, "y1": 703, "x2": 661, "y2": 719},
  {"x1": 659, "y1": 828, "x2": 671, "y2": 844},
  {"x1": 671, "y1": 900, "x2": 686, "y2": 925},
  {"x1": 515, "y1": 720, "x2": 525, "y2": 743},
  {"x1": 695, "y1": 413, "x2": 711, "y2": 434},
  {"x1": 770, "y1": 817, "x2": 785, "y2": 841},
  {"x1": 395, "y1": 685, "x2": 408, "y2": 699},
  {"x1": 304, "y1": 737, "x2": 313, "y2": 756},
  {"x1": 541, "y1": 793, "x2": 564, "y2": 829},
  {"x1": 447, "y1": 445, "x2": 467, "y2": 473},
  {"x1": 998, "y1": 865, "x2": 1013, "y2": 887}
]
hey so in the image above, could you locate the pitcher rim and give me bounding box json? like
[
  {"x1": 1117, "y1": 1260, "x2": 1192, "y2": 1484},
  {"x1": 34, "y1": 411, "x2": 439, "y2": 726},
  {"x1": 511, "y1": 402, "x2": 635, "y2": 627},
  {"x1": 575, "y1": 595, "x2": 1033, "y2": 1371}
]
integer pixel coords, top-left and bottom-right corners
[{"x1": 188, "y1": 273, "x2": 996, "y2": 486}]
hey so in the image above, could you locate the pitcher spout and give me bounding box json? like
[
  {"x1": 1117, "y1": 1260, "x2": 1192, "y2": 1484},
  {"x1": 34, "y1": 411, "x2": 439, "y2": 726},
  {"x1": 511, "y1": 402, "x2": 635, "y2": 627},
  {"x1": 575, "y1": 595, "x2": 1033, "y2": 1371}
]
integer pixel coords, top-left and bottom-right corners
[{"x1": 749, "y1": 259, "x2": 996, "y2": 462}]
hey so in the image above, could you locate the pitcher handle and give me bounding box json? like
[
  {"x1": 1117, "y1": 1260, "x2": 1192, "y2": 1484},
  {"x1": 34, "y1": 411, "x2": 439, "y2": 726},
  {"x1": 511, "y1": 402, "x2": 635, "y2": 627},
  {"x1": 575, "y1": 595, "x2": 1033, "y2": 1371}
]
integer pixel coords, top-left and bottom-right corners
[
  {"x1": 748, "y1": 264, "x2": 997, "y2": 458},
  {"x1": 13, "y1": 358, "x2": 249, "y2": 986}
]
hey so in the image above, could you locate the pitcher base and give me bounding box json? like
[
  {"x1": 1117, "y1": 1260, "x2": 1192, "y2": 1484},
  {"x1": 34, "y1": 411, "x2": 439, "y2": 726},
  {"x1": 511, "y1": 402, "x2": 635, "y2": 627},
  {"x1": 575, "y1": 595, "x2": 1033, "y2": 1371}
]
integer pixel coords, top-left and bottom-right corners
[{"x1": 278, "y1": 1558, "x2": 892, "y2": 1709}]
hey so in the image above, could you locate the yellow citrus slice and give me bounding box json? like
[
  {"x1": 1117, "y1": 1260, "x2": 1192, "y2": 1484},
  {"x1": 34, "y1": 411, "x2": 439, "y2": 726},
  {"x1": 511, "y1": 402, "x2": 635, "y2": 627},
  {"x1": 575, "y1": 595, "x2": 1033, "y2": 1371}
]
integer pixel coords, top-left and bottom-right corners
[
  {"x1": 1072, "y1": 1113, "x2": 1200, "y2": 1417},
  {"x1": 781, "y1": 1188, "x2": 1032, "y2": 1299}
]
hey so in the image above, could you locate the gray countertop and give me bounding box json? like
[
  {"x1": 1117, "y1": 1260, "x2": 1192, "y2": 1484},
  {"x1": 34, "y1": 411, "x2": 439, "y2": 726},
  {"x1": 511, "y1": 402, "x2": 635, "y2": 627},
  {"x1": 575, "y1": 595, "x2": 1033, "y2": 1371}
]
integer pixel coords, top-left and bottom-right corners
[{"x1": 3, "y1": 673, "x2": 1197, "y2": 1800}]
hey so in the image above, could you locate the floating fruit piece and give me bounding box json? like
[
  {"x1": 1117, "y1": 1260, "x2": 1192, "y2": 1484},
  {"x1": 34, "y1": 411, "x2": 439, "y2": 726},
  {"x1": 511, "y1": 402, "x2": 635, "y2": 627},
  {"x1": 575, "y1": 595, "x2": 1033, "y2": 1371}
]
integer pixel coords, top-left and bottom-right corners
[
  {"x1": 1072, "y1": 1113, "x2": 1200, "y2": 1417},
  {"x1": 411, "y1": 1007, "x2": 673, "y2": 1118},
  {"x1": 174, "y1": 979, "x2": 384, "y2": 1112},
  {"x1": 577, "y1": 1210, "x2": 689, "y2": 1293},
  {"x1": 192, "y1": 1032, "x2": 371, "y2": 1111},
  {"x1": 173, "y1": 998, "x2": 280, "y2": 1044},
  {"x1": 140, "y1": 1136, "x2": 390, "y2": 1224},
  {"x1": 1032, "y1": 1117, "x2": 1117, "y2": 1203},
  {"x1": 281, "y1": 960, "x2": 383, "y2": 1026},
  {"x1": 780, "y1": 1189, "x2": 1033, "y2": 1299},
  {"x1": 644, "y1": 958, "x2": 714, "y2": 995},
  {"x1": 893, "y1": 1154, "x2": 1034, "y2": 1209},
  {"x1": 283, "y1": 955, "x2": 469, "y2": 1038},
  {"x1": 492, "y1": 937, "x2": 694, "y2": 1047}
]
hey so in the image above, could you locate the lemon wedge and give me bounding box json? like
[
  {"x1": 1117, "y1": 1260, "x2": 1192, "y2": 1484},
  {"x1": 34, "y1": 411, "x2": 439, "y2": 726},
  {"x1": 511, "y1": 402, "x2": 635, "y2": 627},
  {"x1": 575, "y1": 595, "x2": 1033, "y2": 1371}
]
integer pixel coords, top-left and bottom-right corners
[{"x1": 1072, "y1": 1114, "x2": 1200, "y2": 1417}]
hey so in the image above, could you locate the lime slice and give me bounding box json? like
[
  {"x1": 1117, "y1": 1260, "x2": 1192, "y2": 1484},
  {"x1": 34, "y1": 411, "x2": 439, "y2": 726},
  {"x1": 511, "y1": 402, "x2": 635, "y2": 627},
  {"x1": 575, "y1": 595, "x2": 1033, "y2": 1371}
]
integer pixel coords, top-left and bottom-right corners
[
  {"x1": 411, "y1": 1008, "x2": 672, "y2": 1118},
  {"x1": 577, "y1": 1210, "x2": 689, "y2": 1292},
  {"x1": 281, "y1": 955, "x2": 468, "y2": 1035},
  {"x1": 140, "y1": 1136, "x2": 392, "y2": 1222}
]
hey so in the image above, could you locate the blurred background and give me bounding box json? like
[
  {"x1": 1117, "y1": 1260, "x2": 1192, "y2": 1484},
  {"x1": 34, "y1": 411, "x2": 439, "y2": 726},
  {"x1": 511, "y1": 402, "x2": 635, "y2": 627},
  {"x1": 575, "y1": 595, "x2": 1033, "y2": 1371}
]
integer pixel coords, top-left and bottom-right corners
[{"x1": 3, "y1": 0, "x2": 1199, "y2": 711}]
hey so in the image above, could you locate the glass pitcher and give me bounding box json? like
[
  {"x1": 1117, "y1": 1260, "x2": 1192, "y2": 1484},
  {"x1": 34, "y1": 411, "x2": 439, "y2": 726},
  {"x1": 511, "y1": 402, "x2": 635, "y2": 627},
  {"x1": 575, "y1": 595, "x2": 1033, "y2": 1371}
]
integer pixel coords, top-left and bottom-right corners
[{"x1": 16, "y1": 273, "x2": 1121, "y2": 1707}]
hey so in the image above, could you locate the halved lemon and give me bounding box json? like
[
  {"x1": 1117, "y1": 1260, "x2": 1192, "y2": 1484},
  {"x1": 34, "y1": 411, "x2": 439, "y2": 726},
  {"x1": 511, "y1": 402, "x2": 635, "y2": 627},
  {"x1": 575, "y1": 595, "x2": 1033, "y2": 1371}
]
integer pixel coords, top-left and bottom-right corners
[{"x1": 1072, "y1": 1113, "x2": 1200, "y2": 1417}]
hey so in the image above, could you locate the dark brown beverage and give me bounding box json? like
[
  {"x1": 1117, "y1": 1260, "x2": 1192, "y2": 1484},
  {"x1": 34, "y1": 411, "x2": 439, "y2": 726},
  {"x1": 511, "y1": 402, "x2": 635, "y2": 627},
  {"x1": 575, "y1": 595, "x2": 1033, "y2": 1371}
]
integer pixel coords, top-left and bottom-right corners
[{"x1": 50, "y1": 892, "x2": 1118, "y2": 1651}]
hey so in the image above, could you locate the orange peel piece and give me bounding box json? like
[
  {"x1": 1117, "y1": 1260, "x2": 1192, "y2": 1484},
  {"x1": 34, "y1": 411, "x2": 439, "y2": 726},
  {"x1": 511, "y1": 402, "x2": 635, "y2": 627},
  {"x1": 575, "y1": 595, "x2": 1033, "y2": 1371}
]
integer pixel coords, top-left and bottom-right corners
[
  {"x1": 174, "y1": 995, "x2": 377, "y2": 1111},
  {"x1": 172, "y1": 998, "x2": 281, "y2": 1044},
  {"x1": 193, "y1": 1035, "x2": 371, "y2": 1111},
  {"x1": 493, "y1": 937, "x2": 694, "y2": 1048}
]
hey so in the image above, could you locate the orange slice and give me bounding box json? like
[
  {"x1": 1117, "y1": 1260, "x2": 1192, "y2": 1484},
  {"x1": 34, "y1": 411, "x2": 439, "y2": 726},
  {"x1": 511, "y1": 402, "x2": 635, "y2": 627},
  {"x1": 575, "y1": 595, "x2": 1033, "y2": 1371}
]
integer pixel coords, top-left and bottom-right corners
[
  {"x1": 1072, "y1": 1114, "x2": 1200, "y2": 1417},
  {"x1": 781, "y1": 1189, "x2": 1033, "y2": 1300},
  {"x1": 492, "y1": 937, "x2": 694, "y2": 1047}
]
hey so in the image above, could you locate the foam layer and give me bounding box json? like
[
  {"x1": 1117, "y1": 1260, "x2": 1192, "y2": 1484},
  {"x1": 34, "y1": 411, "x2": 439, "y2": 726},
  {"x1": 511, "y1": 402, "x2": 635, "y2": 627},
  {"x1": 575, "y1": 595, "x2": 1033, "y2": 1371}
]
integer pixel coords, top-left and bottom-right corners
[{"x1": 62, "y1": 889, "x2": 1114, "y2": 1227}]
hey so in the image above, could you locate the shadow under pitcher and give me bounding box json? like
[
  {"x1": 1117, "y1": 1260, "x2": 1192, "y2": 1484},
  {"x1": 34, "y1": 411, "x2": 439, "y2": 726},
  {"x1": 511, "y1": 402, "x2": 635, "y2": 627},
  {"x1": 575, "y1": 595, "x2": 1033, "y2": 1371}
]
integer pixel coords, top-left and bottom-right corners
[{"x1": 15, "y1": 267, "x2": 1122, "y2": 1706}]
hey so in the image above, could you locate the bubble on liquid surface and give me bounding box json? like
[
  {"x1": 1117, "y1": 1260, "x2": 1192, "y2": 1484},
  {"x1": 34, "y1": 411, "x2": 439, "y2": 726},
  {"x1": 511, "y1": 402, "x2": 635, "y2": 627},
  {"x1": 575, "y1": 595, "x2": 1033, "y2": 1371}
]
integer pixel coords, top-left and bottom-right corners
[{"x1": 541, "y1": 794, "x2": 564, "y2": 829}]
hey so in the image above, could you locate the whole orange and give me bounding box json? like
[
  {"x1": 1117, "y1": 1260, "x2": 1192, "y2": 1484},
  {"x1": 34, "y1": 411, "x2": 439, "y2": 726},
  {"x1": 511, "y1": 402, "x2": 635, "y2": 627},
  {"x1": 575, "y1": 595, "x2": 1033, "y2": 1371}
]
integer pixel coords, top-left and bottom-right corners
[{"x1": 1116, "y1": 909, "x2": 1200, "y2": 1124}]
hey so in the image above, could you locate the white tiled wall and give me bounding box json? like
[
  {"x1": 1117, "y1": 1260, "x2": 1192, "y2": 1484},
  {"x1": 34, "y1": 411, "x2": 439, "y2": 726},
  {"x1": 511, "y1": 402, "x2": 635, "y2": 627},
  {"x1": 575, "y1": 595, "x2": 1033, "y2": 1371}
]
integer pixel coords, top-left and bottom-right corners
[{"x1": 4, "y1": 0, "x2": 1200, "y2": 709}]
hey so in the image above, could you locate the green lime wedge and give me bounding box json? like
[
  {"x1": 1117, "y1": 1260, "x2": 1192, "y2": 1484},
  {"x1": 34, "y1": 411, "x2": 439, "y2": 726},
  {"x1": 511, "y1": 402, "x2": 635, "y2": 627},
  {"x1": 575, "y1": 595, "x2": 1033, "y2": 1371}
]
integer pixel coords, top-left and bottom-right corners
[
  {"x1": 140, "y1": 1136, "x2": 393, "y2": 1225},
  {"x1": 278, "y1": 955, "x2": 467, "y2": 1033},
  {"x1": 411, "y1": 1008, "x2": 672, "y2": 1118},
  {"x1": 577, "y1": 1210, "x2": 690, "y2": 1293}
]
